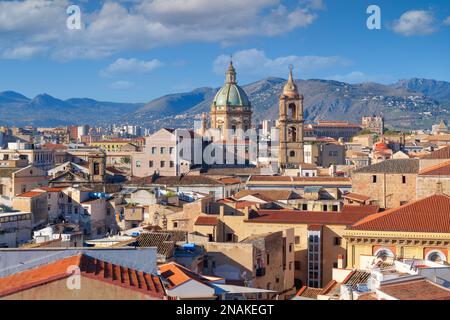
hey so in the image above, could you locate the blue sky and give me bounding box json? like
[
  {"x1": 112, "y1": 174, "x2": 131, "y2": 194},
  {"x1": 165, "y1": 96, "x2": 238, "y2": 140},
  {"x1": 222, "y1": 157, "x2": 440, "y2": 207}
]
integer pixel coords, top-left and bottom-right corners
[{"x1": 0, "y1": 0, "x2": 449, "y2": 103}]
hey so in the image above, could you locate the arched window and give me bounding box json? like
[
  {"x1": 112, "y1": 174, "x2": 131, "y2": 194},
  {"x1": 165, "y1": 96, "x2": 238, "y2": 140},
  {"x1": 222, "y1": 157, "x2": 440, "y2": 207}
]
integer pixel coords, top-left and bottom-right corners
[
  {"x1": 288, "y1": 127, "x2": 297, "y2": 142},
  {"x1": 426, "y1": 250, "x2": 446, "y2": 263},
  {"x1": 374, "y1": 248, "x2": 394, "y2": 261},
  {"x1": 289, "y1": 151, "x2": 296, "y2": 157},
  {"x1": 288, "y1": 103, "x2": 297, "y2": 118}
]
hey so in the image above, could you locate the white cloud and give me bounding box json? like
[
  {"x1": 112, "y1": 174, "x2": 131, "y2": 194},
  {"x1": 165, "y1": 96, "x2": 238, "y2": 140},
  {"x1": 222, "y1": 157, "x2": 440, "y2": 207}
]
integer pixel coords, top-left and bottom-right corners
[
  {"x1": 392, "y1": 10, "x2": 437, "y2": 36},
  {"x1": 0, "y1": 0, "x2": 321, "y2": 61},
  {"x1": 1, "y1": 46, "x2": 47, "y2": 60},
  {"x1": 444, "y1": 16, "x2": 450, "y2": 25},
  {"x1": 100, "y1": 58, "x2": 163, "y2": 77},
  {"x1": 326, "y1": 71, "x2": 395, "y2": 84},
  {"x1": 213, "y1": 49, "x2": 350, "y2": 78},
  {"x1": 326, "y1": 71, "x2": 371, "y2": 83},
  {"x1": 109, "y1": 80, "x2": 135, "y2": 90},
  {"x1": 300, "y1": 0, "x2": 326, "y2": 10}
]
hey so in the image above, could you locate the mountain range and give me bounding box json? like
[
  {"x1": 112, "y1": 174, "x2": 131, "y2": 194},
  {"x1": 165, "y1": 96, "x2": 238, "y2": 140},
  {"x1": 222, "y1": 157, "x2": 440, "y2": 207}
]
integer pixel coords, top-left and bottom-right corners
[{"x1": 1, "y1": 78, "x2": 450, "y2": 130}]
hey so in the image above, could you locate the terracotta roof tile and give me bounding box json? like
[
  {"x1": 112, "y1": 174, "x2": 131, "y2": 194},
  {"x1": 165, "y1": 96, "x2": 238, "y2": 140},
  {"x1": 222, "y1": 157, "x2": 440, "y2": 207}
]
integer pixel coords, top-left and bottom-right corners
[
  {"x1": 246, "y1": 206, "x2": 376, "y2": 226},
  {"x1": 379, "y1": 279, "x2": 450, "y2": 300},
  {"x1": 159, "y1": 262, "x2": 221, "y2": 290},
  {"x1": 195, "y1": 216, "x2": 219, "y2": 226},
  {"x1": 419, "y1": 160, "x2": 450, "y2": 176},
  {"x1": 15, "y1": 191, "x2": 44, "y2": 198},
  {"x1": 424, "y1": 146, "x2": 450, "y2": 160},
  {"x1": 343, "y1": 192, "x2": 371, "y2": 202},
  {"x1": 349, "y1": 194, "x2": 450, "y2": 233},
  {"x1": 296, "y1": 286, "x2": 322, "y2": 299},
  {"x1": 0, "y1": 254, "x2": 164, "y2": 299}
]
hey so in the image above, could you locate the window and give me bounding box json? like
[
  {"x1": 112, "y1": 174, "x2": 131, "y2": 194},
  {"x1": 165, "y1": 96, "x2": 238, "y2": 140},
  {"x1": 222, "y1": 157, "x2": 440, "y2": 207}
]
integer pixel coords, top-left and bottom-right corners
[
  {"x1": 266, "y1": 253, "x2": 270, "y2": 266},
  {"x1": 375, "y1": 248, "x2": 394, "y2": 261},
  {"x1": 402, "y1": 175, "x2": 406, "y2": 184},
  {"x1": 295, "y1": 236, "x2": 300, "y2": 245},
  {"x1": 93, "y1": 163, "x2": 100, "y2": 175},
  {"x1": 160, "y1": 147, "x2": 165, "y2": 154},
  {"x1": 136, "y1": 160, "x2": 141, "y2": 168},
  {"x1": 372, "y1": 175, "x2": 377, "y2": 183},
  {"x1": 226, "y1": 233, "x2": 234, "y2": 242},
  {"x1": 151, "y1": 147, "x2": 156, "y2": 154},
  {"x1": 333, "y1": 262, "x2": 338, "y2": 268},
  {"x1": 289, "y1": 243, "x2": 293, "y2": 253},
  {"x1": 169, "y1": 147, "x2": 174, "y2": 154},
  {"x1": 160, "y1": 161, "x2": 165, "y2": 168},
  {"x1": 295, "y1": 261, "x2": 301, "y2": 270},
  {"x1": 332, "y1": 205, "x2": 339, "y2": 212},
  {"x1": 334, "y1": 237, "x2": 341, "y2": 246},
  {"x1": 208, "y1": 234, "x2": 214, "y2": 242},
  {"x1": 302, "y1": 204, "x2": 308, "y2": 211},
  {"x1": 170, "y1": 161, "x2": 174, "y2": 168},
  {"x1": 289, "y1": 150, "x2": 296, "y2": 157},
  {"x1": 426, "y1": 250, "x2": 446, "y2": 263},
  {"x1": 173, "y1": 221, "x2": 178, "y2": 228},
  {"x1": 149, "y1": 161, "x2": 154, "y2": 167}
]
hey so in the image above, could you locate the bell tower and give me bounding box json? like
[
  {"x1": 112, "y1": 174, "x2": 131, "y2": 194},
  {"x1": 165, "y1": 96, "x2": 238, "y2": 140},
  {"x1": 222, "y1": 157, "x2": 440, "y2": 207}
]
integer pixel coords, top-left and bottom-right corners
[{"x1": 278, "y1": 66, "x2": 304, "y2": 169}]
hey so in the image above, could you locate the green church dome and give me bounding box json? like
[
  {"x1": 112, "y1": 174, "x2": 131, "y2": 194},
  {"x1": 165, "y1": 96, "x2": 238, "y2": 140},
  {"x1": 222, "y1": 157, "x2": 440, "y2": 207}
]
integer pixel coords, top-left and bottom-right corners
[{"x1": 212, "y1": 61, "x2": 251, "y2": 108}]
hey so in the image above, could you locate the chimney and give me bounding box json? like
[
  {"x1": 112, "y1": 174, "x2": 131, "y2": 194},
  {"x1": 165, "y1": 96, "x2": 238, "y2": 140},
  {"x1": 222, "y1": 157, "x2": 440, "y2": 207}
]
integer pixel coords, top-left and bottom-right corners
[
  {"x1": 337, "y1": 254, "x2": 344, "y2": 269},
  {"x1": 219, "y1": 205, "x2": 225, "y2": 219}
]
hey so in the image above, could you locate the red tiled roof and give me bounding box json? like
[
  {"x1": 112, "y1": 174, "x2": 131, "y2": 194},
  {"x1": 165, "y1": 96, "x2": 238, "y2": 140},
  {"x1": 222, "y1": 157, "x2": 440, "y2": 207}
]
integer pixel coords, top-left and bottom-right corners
[
  {"x1": 379, "y1": 279, "x2": 450, "y2": 300},
  {"x1": 15, "y1": 191, "x2": 44, "y2": 198},
  {"x1": 194, "y1": 216, "x2": 219, "y2": 226},
  {"x1": 217, "y1": 177, "x2": 241, "y2": 185},
  {"x1": 424, "y1": 146, "x2": 450, "y2": 159},
  {"x1": 42, "y1": 143, "x2": 68, "y2": 150},
  {"x1": 159, "y1": 262, "x2": 221, "y2": 290},
  {"x1": 0, "y1": 254, "x2": 164, "y2": 299},
  {"x1": 341, "y1": 204, "x2": 380, "y2": 215},
  {"x1": 419, "y1": 160, "x2": 450, "y2": 176},
  {"x1": 343, "y1": 193, "x2": 371, "y2": 202},
  {"x1": 35, "y1": 187, "x2": 65, "y2": 192},
  {"x1": 296, "y1": 286, "x2": 323, "y2": 299},
  {"x1": 349, "y1": 194, "x2": 450, "y2": 233},
  {"x1": 246, "y1": 207, "x2": 374, "y2": 226},
  {"x1": 249, "y1": 176, "x2": 292, "y2": 182}
]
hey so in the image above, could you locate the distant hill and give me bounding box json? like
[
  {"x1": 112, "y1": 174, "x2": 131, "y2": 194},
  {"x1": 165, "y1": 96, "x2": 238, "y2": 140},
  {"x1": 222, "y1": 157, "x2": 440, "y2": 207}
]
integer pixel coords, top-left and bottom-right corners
[
  {"x1": 2, "y1": 77, "x2": 450, "y2": 130},
  {"x1": 128, "y1": 77, "x2": 450, "y2": 131},
  {"x1": 392, "y1": 78, "x2": 450, "y2": 102},
  {"x1": 0, "y1": 92, "x2": 144, "y2": 127}
]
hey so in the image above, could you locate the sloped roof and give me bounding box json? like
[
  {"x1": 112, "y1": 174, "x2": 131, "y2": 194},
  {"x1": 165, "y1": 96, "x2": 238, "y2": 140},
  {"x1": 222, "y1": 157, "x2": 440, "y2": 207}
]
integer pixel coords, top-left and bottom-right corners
[
  {"x1": 379, "y1": 279, "x2": 450, "y2": 300},
  {"x1": 349, "y1": 194, "x2": 450, "y2": 233},
  {"x1": 296, "y1": 286, "x2": 322, "y2": 299},
  {"x1": 195, "y1": 216, "x2": 219, "y2": 226},
  {"x1": 246, "y1": 206, "x2": 377, "y2": 226},
  {"x1": 0, "y1": 254, "x2": 164, "y2": 299},
  {"x1": 15, "y1": 191, "x2": 44, "y2": 198},
  {"x1": 423, "y1": 146, "x2": 450, "y2": 159},
  {"x1": 419, "y1": 160, "x2": 450, "y2": 176},
  {"x1": 159, "y1": 262, "x2": 222, "y2": 290},
  {"x1": 343, "y1": 193, "x2": 371, "y2": 202},
  {"x1": 353, "y1": 159, "x2": 419, "y2": 174}
]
